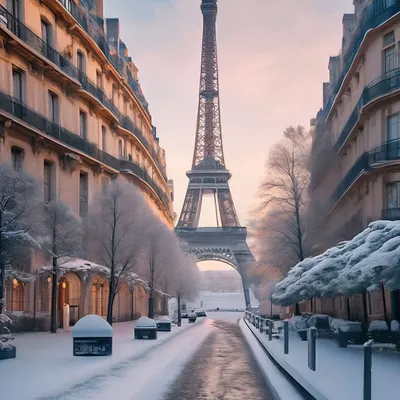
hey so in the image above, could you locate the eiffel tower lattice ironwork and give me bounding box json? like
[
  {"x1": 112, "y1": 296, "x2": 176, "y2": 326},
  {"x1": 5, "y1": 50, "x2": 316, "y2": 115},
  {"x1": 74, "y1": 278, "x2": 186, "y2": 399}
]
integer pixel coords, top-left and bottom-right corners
[{"x1": 176, "y1": 0, "x2": 255, "y2": 309}]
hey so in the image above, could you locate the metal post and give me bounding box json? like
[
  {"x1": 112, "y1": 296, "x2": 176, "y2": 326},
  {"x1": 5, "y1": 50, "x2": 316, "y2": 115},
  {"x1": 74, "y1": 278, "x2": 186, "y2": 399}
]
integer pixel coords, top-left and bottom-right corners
[
  {"x1": 284, "y1": 320, "x2": 289, "y2": 354},
  {"x1": 364, "y1": 339, "x2": 373, "y2": 400},
  {"x1": 268, "y1": 320, "x2": 273, "y2": 341},
  {"x1": 308, "y1": 327, "x2": 317, "y2": 371}
]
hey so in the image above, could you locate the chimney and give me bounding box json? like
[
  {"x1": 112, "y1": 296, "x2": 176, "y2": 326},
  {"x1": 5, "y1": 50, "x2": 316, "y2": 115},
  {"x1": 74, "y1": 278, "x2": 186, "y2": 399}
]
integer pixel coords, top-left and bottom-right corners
[
  {"x1": 106, "y1": 18, "x2": 120, "y2": 54},
  {"x1": 342, "y1": 14, "x2": 355, "y2": 51}
]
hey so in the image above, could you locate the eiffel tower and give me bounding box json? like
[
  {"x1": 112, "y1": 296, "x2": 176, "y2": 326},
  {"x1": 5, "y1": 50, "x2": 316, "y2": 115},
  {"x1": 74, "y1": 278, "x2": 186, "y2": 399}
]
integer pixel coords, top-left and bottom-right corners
[{"x1": 176, "y1": 0, "x2": 255, "y2": 309}]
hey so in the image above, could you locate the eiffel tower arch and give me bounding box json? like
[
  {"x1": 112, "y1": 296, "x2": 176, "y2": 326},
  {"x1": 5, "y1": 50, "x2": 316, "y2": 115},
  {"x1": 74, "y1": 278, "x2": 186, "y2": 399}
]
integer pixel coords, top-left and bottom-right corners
[{"x1": 176, "y1": 0, "x2": 255, "y2": 309}]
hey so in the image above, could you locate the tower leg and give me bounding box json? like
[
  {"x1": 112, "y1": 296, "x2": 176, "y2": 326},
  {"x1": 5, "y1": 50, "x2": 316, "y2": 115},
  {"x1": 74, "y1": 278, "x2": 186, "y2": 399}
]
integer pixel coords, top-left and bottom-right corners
[{"x1": 240, "y1": 273, "x2": 251, "y2": 310}]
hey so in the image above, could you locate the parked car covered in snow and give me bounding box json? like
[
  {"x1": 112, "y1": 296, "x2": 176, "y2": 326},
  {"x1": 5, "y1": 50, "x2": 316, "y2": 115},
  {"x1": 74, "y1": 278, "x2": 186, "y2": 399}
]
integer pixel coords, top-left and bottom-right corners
[
  {"x1": 196, "y1": 310, "x2": 207, "y2": 317},
  {"x1": 181, "y1": 311, "x2": 189, "y2": 318}
]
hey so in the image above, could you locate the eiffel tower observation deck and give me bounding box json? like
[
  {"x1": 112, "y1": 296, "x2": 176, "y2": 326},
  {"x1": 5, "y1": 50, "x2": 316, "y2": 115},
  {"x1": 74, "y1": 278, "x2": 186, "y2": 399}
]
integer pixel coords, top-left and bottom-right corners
[{"x1": 176, "y1": 0, "x2": 255, "y2": 309}]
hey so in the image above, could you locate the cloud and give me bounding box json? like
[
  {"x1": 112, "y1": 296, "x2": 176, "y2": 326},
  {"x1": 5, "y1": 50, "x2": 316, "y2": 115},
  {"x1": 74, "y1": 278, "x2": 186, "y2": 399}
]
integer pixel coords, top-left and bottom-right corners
[{"x1": 104, "y1": 0, "x2": 354, "y2": 225}]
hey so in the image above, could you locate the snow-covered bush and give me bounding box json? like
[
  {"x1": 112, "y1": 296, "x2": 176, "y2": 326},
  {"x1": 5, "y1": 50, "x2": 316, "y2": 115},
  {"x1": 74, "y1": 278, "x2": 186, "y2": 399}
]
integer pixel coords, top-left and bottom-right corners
[
  {"x1": 329, "y1": 318, "x2": 362, "y2": 333},
  {"x1": 0, "y1": 313, "x2": 14, "y2": 350},
  {"x1": 368, "y1": 320, "x2": 389, "y2": 332},
  {"x1": 391, "y1": 320, "x2": 400, "y2": 332},
  {"x1": 273, "y1": 220, "x2": 400, "y2": 306}
]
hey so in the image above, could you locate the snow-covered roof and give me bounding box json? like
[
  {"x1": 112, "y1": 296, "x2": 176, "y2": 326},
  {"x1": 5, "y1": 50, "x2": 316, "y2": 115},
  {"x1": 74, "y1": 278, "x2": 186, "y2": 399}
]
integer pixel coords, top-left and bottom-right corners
[
  {"x1": 135, "y1": 317, "x2": 156, "y2": 329},
  {"x1": 41, "y1": 258, "x2": 109, "y2": 275},
  {"x1": 273, "y1": 220, "x2": 400, "y2": 306},
  {"x1": 72, "y1": 314, "x2": 113, "y2": 338}
]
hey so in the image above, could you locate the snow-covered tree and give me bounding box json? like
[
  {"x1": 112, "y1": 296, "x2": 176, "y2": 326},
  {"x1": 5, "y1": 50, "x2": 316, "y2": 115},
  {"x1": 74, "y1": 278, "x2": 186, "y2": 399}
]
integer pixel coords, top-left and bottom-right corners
[
  {"x1": 0, "y1": 165, "x2": 40, "y2": 314},
  {"x1": 86, "y1": 179, "x2": 152, "y2": 325},
  {"x1": 0, "y1": 313, "x2": 14, "y2": 352},
  {"x1": 255, "y1": 126, "x2": 311, "y2": 270},
  {"x1": 40, "y1": 200, "x2": 83, "y2": 333}
]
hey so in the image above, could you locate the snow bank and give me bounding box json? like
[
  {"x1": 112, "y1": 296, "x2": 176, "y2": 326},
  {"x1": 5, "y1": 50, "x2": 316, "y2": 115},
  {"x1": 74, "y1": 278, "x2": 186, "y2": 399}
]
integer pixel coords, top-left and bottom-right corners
[
  {"x1": 273, "y1": 220, "x2": 400, "y2": 306},
  {"x1": 72, "y1": 315, "x2": 113, "y2": 338}
]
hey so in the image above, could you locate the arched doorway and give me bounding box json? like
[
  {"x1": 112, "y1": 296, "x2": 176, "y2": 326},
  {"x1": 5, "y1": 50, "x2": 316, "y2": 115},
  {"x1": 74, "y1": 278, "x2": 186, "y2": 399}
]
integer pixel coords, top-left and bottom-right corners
[
  {"x1": 91, "y1": 275, "x2": 108, "y2": 317},
  {"x1": 6, "y1": 278, "x2": 25, "y2": 312},
  {"x1": 58, "y1": 272, "x2": 81, "y2": 326}
]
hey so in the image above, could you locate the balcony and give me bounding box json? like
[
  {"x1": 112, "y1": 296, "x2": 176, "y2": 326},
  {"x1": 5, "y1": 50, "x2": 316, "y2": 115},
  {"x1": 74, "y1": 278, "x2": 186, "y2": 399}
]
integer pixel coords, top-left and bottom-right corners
[
  {"x1": 327, "y1": 139, "x2": 400, "y2": 220},
  {"x1": 335, "y1": 68, "x2": 400, "y2": 152},
  {"x1": 0, "y1": 91, "x2": 171, "y2": 213},
  {"x1": 322, "y1": 1, "x2": 400, "y2": 120},
  {"x1": 382, "y1": 208, "x2": 400, "y2": 220},
  {"x1": 0, "y1": 5, "x2": 78, "y2": 81}
]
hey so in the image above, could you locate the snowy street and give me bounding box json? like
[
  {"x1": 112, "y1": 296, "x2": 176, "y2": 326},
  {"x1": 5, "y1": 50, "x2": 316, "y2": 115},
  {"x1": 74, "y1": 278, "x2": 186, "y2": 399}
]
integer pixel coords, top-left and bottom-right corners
[{"x1": 0, "y1": 313, "x2": 276, "y2": 400}]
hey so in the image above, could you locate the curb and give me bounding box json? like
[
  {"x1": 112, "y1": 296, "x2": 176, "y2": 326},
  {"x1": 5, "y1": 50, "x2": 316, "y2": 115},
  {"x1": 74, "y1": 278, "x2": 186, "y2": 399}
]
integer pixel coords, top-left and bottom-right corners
[{"x1": 243, "y1": 318, "x2": 320, "y2": 400}]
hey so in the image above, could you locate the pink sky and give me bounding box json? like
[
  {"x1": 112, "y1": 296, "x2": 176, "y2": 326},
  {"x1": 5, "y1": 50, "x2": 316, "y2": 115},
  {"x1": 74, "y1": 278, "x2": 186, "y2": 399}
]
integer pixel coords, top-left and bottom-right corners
[{"x1": 104, "y1": 0, "x2": 354, "y2": 270}]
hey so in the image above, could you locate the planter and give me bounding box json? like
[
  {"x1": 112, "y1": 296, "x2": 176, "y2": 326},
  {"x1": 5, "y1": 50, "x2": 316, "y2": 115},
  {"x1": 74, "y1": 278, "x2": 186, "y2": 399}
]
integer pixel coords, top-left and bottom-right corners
[
  {"x1": 134, "y1": 317, "x2": 157, "y2": 340},
  {"x1": 338, "y1": 329, "x2": 366, "y2": 348},
  {"x1": 297, "y1": 329, "x2": 308, "y2": 341},
  {"x1": 0, "y1": 345, "x2": 16, "y2": 360}
]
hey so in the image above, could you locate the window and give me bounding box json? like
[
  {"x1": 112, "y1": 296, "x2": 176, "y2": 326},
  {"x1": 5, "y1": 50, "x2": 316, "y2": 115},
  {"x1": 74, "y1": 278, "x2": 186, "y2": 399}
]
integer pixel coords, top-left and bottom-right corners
[
  {"x1": 12, "y1": 69, "x2": 22, "y2": 101},
  {"x1": 9, "y1": 0, "x2": 20, "y2": 35},
  {"x1": 79, "y1": 172, "x2": 88, "y2": 217},
  {"x1": 383, "y1": 31, "x2": 395, "y2": 48},
  {"x1": 41, "y1": 20, "x2": 50, "y2": 45},
  {"x1": 388, "y1": 114, "x2": 400, "y2": 141},
  {"x1": 48, "y1": 91, "x2": 59, "y2": 123},
  {"x1": 387, "y1": 182, "x2": 400, "y2": 208},
  {"x1": 96, "y1": 70, "x2": 102, "y2": 88},
  {"x1": 11, "y1": 146, "x2": 23, "y2": 172},
  {"x1": 77, "y1": 51, "x2": 86, "y2": 73},
  {"x1": 385, "y1": 0, "x2": 396, "y2": 9},
  {"x1": 101, "y1": 125, "x2": 107, "y2": 152},
  {"x1": 118, "y1": 140, "x2": 123, "y2": 159},
  {"x1": 383, "y1": 44, "x2": 397, "y2": 73},
  {"x1": 43, "y1": 161, "x2": 53, "y2": 203},
  {"x1": 79, "y1": 111, "x2": 87, "y2": 139}
]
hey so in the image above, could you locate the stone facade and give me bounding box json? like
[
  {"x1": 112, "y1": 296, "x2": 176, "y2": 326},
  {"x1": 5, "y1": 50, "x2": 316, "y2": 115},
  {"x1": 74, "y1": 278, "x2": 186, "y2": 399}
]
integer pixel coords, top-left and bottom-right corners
[
  {"x1": 0, "y1": 0, "x2": 172, "y2": 329},
  {"x1": 307, "y1": 0, "x2": 400, "y2": 323}
]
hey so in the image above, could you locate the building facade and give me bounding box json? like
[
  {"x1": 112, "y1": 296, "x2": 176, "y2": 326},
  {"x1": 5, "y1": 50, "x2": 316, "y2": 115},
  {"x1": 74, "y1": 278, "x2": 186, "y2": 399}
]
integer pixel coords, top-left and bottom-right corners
[
  {"x1": 0, "y1": 0, "x2": 172, "y2": 330},
  {"x1": 306, "y1": 0, "x2": 400, "y2": 323}
]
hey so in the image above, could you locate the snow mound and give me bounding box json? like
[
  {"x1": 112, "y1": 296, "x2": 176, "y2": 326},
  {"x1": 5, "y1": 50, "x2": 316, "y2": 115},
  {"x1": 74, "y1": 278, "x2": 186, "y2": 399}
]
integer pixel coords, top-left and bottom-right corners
[
  {"x1": 72, "y1": 315, "x2": 113, "y2": 338},
  {"x1": 368, "y1": 320, "x2": 388, "y2": 332},
  {"x1": 391, "y1": 320, "x2": 400, "y2": 332},
  {"x1": 135, "y1": 317, "x2": 156, "y2": 329},
  {"x1": 329, "y1": 318, "x2": 362, "y2": 333}
]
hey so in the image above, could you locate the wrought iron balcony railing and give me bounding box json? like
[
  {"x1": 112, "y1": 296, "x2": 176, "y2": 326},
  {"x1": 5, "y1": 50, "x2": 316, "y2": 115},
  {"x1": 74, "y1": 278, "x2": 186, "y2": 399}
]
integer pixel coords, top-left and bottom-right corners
[
  {"x1": 328, "y1": 138, "x2": 400, "y2": 217},
  {"x1": 322, "y1": 1, "x2": 400, "y2": 120},
  {"x1": 0, "y1": 91, "x2": 171, "y2": 210},
  {"x1": 382, "y1": 208, "x2": 400, "y2": 220},
  {"x1": 335, "y1": 68, "x2": 400, "y2": 151},
  {"x1": 0, "y1": 5, "x2": 78, "y2": 80}
]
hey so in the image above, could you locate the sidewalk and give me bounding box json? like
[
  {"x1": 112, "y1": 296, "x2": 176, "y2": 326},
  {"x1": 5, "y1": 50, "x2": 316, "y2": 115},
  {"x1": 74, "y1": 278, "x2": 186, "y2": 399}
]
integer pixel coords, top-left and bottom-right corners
[
  {"x1": 0, "y1": 319, "x2": 198, "y2": 400},
  {"x1": 244, "y1": 319, "x2": 400, "y2": 400}
]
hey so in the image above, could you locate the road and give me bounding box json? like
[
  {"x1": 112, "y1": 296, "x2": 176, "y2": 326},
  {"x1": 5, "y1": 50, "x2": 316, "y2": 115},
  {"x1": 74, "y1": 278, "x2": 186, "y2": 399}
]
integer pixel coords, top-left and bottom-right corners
[
  {"x1": 38, "y1": 313, "x2": 275, "y2": 400},
  {"x1": 164, "y1": 313, "x2": 273, "y2": 399}
]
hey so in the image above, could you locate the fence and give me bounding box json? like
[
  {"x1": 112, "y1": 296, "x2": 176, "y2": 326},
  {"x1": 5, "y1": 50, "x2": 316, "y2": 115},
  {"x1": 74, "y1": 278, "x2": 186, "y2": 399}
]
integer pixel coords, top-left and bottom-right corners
[{"x1": 244, "y1": 311, "x2": 376, "y2": 400}]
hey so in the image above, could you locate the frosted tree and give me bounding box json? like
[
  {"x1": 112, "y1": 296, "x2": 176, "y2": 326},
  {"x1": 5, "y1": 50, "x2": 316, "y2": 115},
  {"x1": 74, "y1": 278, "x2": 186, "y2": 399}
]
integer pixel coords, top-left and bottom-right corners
[
  {"x1": 0, "y1": 165, "x2": 40, "y2": 315},
  {"x1": 0, "y1": 313, "x2": 14, "y2": 353},
  {"x1": 86, "y1": 179, "x2": 151, "y2": 325},
  {"x1": 40, "y1": 200, "x2": 83, "y2": 333},
  {"x1": 141, "y1": 222, "x2": 184, "y2": 319}
]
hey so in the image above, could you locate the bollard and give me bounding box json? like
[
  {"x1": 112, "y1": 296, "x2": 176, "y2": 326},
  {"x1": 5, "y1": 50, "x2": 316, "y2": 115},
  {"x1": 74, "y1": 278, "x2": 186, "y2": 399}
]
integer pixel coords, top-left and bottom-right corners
[
  {"x1": 363, "y1": 339, "x2": 373, "y2": 400},
  {"x1": 284, "y1": 320, "x2": 289, "y2": 354},
  {"x1": 308, "y1": 327, "x2": 317, "y2": 371},
  {"x1": 260, "y1": 318, "x2": 264, "y2": 333},
  {"x1": 268, "y1": 320, "x2": 273, "y2": 341}
]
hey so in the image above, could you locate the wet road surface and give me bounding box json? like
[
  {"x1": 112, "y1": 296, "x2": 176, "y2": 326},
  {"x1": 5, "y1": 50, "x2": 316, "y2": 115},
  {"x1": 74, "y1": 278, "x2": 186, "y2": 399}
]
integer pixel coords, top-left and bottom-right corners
[{"x1": 165, "y1": 318, "x2": 273, "y2": 400}]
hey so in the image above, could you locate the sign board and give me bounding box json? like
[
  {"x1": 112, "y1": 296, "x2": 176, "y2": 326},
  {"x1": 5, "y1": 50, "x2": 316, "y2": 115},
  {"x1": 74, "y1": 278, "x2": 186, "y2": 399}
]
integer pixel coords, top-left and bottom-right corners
[{"x1": 73, "y1": 337, "x2": 112, "y2": 356}]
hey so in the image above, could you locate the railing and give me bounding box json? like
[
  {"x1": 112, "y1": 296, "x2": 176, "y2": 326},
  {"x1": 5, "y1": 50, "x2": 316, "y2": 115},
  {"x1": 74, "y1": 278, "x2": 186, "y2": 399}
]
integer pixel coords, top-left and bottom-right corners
[
  {"x1": 382, "y1": 208, "x2": 400, "y2": 220},
  {"x1": 0, "y1": 5, "x2": 78, "y2": 80},
  {"x1": 175, "y1": 227, "x2": 247, "y2": 233},
  {"x1": 56, "y1": 0, "x2": 150, "y2": 114},
  {"x1": 0, "y1": 91, "x2": 171, "y2": 211},
  {"x1": 322, "y1": 1, "x2": 400, "y2": 120},
  {"x1": 328, "y1": 138, "x2": 400, "y2": 217},
  {"x1": 335, "y1": 68, "x2": 400, "y2": 151}
]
